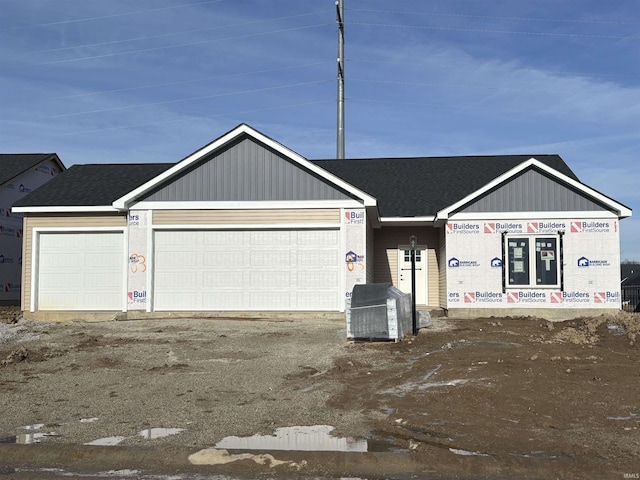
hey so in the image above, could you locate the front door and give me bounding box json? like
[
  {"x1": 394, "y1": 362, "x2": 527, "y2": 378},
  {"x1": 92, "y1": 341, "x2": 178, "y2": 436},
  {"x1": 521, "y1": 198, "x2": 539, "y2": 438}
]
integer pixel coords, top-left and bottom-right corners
[{"x1": 397, "y1": 246, "x2": 427, "y2": 305}]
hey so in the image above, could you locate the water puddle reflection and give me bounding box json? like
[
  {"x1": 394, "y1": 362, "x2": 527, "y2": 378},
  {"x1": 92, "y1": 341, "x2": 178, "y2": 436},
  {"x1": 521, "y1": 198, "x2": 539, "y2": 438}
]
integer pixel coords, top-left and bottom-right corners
[
  {"x1": 215, "y1": 425, "x2": 368, "y2": 452},
  {"x1": 16, "y1": 424, "x2": 59, "y2": 444},
  {"x1": 85, "y1": 436, "x2": 127, "y2": 446},
  {"x1": 85, "y1": 428, "x2": 185, "y2": 446}
]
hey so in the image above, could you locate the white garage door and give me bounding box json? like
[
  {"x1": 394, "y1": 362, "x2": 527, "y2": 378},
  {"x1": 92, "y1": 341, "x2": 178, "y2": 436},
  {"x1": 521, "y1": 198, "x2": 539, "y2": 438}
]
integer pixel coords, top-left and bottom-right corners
[
  {"x1": 37, "y1": 232, "x2": 124, "y2": 310},
  {"x1": 153, "y1": 229, "x2": 340, "y2": 311}
]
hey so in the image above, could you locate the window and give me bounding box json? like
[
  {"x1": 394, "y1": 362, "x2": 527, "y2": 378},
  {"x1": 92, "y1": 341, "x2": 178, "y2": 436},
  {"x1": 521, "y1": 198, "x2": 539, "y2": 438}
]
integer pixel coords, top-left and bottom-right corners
[
  {"x1": 404, "y1": 250, "x2": 422, "y2": 262},
  {"x1": 505, "y1": 235, "x2": 561, "y2": 288}
]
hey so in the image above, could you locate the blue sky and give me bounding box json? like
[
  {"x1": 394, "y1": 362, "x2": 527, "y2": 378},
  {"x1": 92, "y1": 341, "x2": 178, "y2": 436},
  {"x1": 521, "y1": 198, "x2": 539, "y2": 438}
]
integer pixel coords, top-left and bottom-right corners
[{"x1": 1, "y1": 0, "x2": 639, "y2": 260}]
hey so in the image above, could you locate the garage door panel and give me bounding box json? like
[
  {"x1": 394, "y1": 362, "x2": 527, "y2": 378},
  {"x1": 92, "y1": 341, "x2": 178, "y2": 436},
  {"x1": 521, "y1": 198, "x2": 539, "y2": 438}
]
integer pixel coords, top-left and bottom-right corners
[
  {"x1": 203, "y1": 272, "x2": 244, "y2": 288},
  {"x1": 154, "y1": 229, "x2": 339, "y2": 311},
  {"x1": 37, "y1": 232, "x2": 123, "y2": 311}
]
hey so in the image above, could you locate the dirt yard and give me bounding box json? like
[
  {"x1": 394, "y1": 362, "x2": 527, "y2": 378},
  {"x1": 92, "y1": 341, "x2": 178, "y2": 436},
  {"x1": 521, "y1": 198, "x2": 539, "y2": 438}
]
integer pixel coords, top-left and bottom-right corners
[{"x1": 0, "y1": 306, "x2": 638, "y2": 479}]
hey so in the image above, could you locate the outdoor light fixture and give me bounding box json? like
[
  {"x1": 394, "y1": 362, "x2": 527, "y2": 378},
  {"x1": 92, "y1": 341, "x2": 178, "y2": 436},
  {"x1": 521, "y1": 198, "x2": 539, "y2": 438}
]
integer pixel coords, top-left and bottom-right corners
[{"x1": 410, "y1": 235, "x2": 417, "y2": 336}]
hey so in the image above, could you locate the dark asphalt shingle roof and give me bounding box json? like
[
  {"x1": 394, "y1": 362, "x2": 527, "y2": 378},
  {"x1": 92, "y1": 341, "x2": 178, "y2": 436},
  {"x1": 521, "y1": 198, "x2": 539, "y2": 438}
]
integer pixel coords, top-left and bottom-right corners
[
  {"x1": 311, "y1": 154, "x2": 578, "y2": 217},
  {"x1": 14, "y1": 163, "x2": 173, "y2": 207},
  {"x1": 13, "y1": 152, "x2": 579, "y2": 216},
  {"x1": 0, "y1": 153, "x2": 60, "y2": 186}
]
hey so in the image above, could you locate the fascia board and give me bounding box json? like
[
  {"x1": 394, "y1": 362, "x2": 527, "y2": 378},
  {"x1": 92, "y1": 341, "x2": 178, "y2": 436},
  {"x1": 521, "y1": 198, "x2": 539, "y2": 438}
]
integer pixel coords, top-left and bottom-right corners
[
  {"x1": 131, "y1": 199, "x2": 365, "y2": 210},
  {"x1": 380, "y1": 216, "x2": 436, "y2": 226},
  {"x1": 247, "y1": 127, "x2": 378, "y2": 207},
  {"x1": 12, "y1": 205, "x2": 119, "y2": 213},
  {"x1": 113, "y1": 124, "x2": 377, "y2": 210},
  {"x1": 436, "y1": 158, "x2": 632, "y2": 220}
]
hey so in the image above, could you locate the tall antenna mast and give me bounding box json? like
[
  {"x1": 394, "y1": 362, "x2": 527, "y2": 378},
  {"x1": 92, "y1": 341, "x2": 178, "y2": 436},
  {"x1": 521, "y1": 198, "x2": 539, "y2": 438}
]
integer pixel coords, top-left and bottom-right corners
[{"x1": 336, "y1": 0, "x2": 345, "y2": 159}]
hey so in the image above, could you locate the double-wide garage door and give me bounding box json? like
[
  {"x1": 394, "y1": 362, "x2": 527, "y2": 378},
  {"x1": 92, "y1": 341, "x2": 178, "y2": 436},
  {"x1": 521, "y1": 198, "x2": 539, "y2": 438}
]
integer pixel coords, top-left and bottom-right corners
[
  {"x1": 37, "y1": 232, "x2": 124, "y2": 310},
  {"x1": 153, "y1": 229, "x2": 340, "y2": 311}
]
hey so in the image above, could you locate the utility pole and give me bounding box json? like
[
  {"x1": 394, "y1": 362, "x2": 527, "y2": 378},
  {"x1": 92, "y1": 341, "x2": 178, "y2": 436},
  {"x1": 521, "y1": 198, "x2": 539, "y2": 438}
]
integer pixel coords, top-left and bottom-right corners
[{"x1": 336, "y1": 0, "x2": 345, "y2": 159}]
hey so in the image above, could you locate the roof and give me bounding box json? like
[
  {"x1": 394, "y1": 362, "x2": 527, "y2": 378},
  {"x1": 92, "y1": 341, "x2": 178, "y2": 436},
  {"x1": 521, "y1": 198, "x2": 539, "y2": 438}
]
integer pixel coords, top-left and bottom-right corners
[
  {"x1": 311, "y1": 155, "x2": 579, "y2": 217},
  {"x1": 10, "y1": 125, "x2": 630, "y2": 220},
  {"x1": 0, "y1": 153, "x2": 63, "y2": 187},
  {"x1": 13, "y1": 163, "x2": 173, "y2": 208},
  {"x1": 622, "y1": 273, "x2": 640, "y2": 287}
]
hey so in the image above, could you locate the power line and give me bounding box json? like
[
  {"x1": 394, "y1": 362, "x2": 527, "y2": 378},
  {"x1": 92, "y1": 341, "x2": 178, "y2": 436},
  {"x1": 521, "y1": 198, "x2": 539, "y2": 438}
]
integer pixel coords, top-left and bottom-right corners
[
  {"x1": 52, "y1": 80, "x2": 333, "y2": 118},
  {"x1": 348, "y1": 77, "x2": 596, "y2": 96},
  {"x1": 11, "y1": 23, "x2": 332, "y2": 68},
  {"x1": 2, "y1": 100, "x2": 334, "y2": 142},
  {"x1": 348, "y1": 22, "x2": 639, "y2": 39},
  {"x1": 27, "y1": 11, "x2": 331, "y2": 55},
  {"x1": 50, "y1": 62, "x2": 333, "y2": 100},
  {"x1": 349, "y1": 59, "x2": 640, "y2": 79},
  {"x1": 0, "y1": 0, "x2": 224, "y2": 30},
  {"x1": 349, "y1": 8, "x2": 640, "y2": 26}
]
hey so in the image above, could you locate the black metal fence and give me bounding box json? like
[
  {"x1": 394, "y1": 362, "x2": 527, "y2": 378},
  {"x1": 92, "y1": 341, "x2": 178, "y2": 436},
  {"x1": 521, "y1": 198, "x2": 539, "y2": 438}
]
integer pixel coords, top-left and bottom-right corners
[{"x1": 622, "y1": 285, "x2": 640, "y2": 313}]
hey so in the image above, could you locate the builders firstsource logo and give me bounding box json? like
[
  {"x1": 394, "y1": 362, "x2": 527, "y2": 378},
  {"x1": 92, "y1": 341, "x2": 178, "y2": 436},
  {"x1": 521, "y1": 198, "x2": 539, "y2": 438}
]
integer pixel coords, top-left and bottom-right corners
[
  {"x1": 571, "y1": 220, "x2": 613, "y2": 233},
  {"x1": 344, "y1": 211, "x2": 364, "y2": 225},
  {"x1": 507, "y1": 291, "x2": 547, "y2": 304},
  {"x1": 447, "y1": 223, "x2": 480, "y2": 234}
]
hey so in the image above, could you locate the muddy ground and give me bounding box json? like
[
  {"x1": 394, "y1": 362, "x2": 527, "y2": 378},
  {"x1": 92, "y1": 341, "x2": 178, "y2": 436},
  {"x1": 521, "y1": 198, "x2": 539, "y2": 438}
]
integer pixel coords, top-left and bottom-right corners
[{"x1": 0, "y1": 306, "x2": 638, "y2": 479}]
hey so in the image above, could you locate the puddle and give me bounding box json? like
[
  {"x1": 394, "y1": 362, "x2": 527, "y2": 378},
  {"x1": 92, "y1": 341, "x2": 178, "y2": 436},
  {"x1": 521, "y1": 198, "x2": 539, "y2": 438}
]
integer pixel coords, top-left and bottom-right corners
[
  {"x1": 85, "y1": 436, "x2": 127, "y2": 446},
  {"x1": 80, "y1": 417, "x2": 99, "y2": 423},
  {"x1": 607, "y1": 413, "x2": 639, "y2": 421},
  {"x1": 16, "y1": 424, "x2": 59, "y2": 444},
  {"x1": 215, "y1": 425, "x2": 368, "y2": 452},
  {"x1": 17, "y1": 432, "x2": 59, "y2": 444},
  {"x1": 449, "y1": 447, "x2": 489, "y2": 457},
  {"x1": 84, "y1": 427, "x2": 185, "y2": 446},
  {"x1": 419, "y1": 379, "x2": 471, "y2": 390},
  {"x1": 138, "y1": 428, "x2": 185, "y2": 439},
  {"x1": 607, "y1": 324, "x2": 625, "y2": 335}
]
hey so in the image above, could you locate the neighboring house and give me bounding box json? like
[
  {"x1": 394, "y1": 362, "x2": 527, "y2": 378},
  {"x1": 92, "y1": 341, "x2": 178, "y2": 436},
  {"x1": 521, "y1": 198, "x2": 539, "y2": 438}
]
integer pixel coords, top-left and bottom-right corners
[
  {"x1": 13, "y1": 124, "x2": 632, "y2": 320},
  {"x1": 0, "y1": 154, "x2": 65, "y2": 305}
]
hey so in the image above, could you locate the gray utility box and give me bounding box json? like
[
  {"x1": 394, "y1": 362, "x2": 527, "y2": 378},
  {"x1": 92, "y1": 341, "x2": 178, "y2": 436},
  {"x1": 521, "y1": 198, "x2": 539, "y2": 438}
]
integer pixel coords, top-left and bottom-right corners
[{"x1": 346, "y1": 283, "x2": 412, "y2": 340}]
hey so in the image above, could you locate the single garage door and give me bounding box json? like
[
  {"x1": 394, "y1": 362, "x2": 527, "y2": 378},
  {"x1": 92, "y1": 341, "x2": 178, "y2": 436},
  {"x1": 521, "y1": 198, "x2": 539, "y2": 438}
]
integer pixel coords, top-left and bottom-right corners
[
  {"x1": 37, "y1": 232, "x2": 124, "y2": 310},
  {"x1": 153, "y1": 229, "x2": 340, "y2": 311}
]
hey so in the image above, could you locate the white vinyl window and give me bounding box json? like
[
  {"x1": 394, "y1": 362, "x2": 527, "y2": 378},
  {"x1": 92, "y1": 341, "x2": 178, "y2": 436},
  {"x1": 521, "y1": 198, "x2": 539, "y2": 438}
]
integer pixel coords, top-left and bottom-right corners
[{"x1": 505, "y1": 235, "x2": 561, "y2": 288}]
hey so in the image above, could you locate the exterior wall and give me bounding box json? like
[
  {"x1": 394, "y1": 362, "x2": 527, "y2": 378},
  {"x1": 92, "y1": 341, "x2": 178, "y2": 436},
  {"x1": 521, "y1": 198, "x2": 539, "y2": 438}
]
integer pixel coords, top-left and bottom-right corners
[
  {"x1": 343, "y1": 209, "x2": 367, "y2": 309},
  {"x1": 152, "y1": 209, "x2": 340, "y2": 225},
  {"x1": 139, "y1": 137, "x2": 353, "y2": 202},
  {"x1": 366, "y1": 217, "x2": 375, "y2": 284},
  {"x1": 460, "y1": 169, "x2": 609, "y2": 213},
  {"x1": 438, "y1": 227, "x2": 447, "y2": 308},
  {"x1": 0, "y1": 160, "x2": 61, "y2": 305},
  {"x1": 373, "y1": 226, "x2": 440, "y2": 306},
  {"x1": 445, "y1": 217, "x2": 622, "y2": 318},
  {"x1": 21, "y1": 214, "x2": 127, "y2": 311},
  {"x1": 131, "y1": 208, "x2": 348, "y2": 312}
]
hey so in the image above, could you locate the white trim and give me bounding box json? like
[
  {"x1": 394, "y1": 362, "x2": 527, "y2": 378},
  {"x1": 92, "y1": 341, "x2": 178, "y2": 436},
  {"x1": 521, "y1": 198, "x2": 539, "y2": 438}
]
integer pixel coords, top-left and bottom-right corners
[
  {"x1": 12, "y1": 205, "x2": 118, "y2": 214},
  {"x1": 448, "y1": 211, "x2": 619, "y2": 221},
  {"x1": 113, "y1": 124, "x2": 377, "y2": 210},
  {"x1": 121, "y1": 228, "x2": 129, "y2": 312},
  {"x1": 380, "y1": 216, "x2": 436, "y2": 226},
  {"x1": 131, "y1": 199, "x2": 364, "y2": 210},
  {"x1": 146, "y1": 211, "x2": 153, "y2": 313},
  {"x1": 32, "y1": 226, "x2": 126, "y2": 233},
  {"x1": 340, "y1": 209, "x2": 346, "y2": 313},
  {"x1": 30, "y1": 227, "x2": 127, "y2": 312},
  {"x1": 437, "y1": 158, "x2": 633, "y2": 220},
  {"x1": 151, "y1": 223, "x2": 341, "y2": 231}
]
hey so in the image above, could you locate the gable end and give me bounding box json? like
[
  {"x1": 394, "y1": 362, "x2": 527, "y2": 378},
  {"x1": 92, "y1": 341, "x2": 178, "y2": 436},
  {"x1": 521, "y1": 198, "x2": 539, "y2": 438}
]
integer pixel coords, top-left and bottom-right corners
[
  {"x1": 137, "y1": 135, "x2": 355, "y2": 203},
  {"x1": 457, "y1": 168, "x2": 610, "y2": 214}
]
